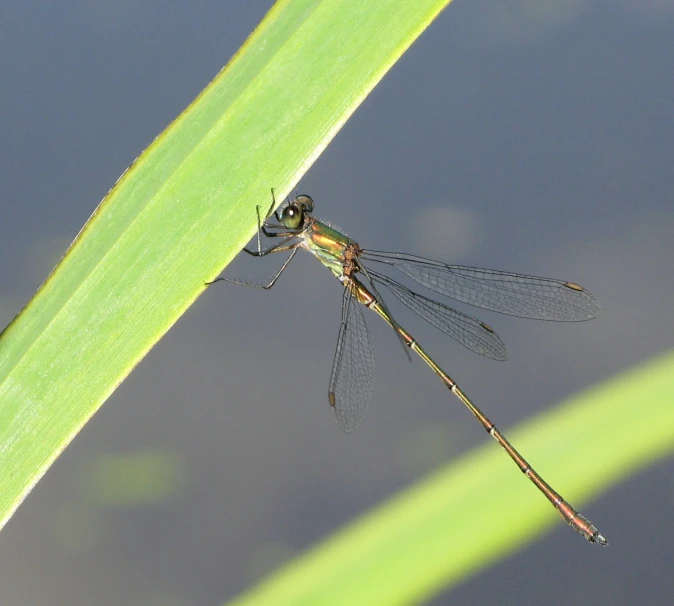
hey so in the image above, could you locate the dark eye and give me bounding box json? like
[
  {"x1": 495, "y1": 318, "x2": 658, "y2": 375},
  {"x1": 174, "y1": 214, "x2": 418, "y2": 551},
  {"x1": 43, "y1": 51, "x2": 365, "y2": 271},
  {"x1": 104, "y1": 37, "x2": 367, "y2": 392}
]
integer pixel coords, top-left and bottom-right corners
[
  {"x1": 295, "y1": 195, "x2": 314, "y2": 214},
  {"x1": 281, "y1": 204, "x2": 303, "y2": 229}
]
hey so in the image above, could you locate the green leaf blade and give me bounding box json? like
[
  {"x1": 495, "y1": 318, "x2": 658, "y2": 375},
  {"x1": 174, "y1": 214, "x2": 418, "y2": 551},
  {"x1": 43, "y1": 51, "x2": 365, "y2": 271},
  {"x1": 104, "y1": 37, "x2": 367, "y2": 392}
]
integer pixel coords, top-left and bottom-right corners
[{"x1": 0, "y1": 0, "x2": 454, "y2": 529}]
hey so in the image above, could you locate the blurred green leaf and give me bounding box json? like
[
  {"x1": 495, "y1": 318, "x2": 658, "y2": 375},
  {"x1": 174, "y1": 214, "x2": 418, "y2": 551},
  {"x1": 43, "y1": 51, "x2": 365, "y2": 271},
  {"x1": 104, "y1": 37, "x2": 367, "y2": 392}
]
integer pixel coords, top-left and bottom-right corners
[
  {"x1": 85, "y1": 450, "x2": 186, "y2": 507},
  {"x1": 229, "y1": 350, "x2": 674, "y2": 605}
]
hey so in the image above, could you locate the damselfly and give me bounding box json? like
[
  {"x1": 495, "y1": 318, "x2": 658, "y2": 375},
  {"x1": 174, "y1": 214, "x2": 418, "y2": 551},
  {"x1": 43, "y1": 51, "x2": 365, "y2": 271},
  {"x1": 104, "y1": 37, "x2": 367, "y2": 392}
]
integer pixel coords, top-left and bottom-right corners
[{"x1": 210, "y1": 191, "x2": 606, "y2": 546}]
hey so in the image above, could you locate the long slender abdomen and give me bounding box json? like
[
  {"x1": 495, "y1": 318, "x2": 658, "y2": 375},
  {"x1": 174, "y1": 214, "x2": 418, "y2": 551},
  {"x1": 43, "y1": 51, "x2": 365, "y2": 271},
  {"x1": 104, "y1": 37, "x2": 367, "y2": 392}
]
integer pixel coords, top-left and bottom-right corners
[{"x1": 351, "y1": 277, "x2": 606, "y2": 545}]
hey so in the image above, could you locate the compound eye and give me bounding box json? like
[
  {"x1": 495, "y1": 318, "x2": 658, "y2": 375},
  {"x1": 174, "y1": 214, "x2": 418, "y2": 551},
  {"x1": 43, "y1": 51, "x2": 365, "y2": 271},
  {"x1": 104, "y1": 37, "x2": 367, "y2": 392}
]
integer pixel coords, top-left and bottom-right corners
[
  {"x1": 281, "y1": 204, "x2": 303, "y2": 229},
  {"x1": 295, "y1": 195, "x2": 314, "y2": 214}
]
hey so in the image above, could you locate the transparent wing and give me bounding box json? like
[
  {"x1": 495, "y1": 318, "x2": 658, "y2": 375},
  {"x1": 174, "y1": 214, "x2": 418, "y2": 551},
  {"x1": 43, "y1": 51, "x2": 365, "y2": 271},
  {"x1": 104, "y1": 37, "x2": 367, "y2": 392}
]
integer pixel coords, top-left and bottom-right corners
[
  {"x1": 357, "y1": 258, "x2": 411, "y2": 362},
  {"x1": 369, "y1": 270, "x2": 508, "y2": 361},
  {"x1": 362, "y1": 251, "x2": 600, "y2": 321},
  {"x1": 328, "y1": 285, "x2": 375, "y2": 433}
]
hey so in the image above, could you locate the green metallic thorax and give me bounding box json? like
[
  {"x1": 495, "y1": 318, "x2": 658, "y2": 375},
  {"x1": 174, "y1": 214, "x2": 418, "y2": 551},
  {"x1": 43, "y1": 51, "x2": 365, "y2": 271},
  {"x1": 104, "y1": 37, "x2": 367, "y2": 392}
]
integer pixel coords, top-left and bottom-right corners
[{"x1": 300, "y1": 218, "x2": 356, "y2": 278}]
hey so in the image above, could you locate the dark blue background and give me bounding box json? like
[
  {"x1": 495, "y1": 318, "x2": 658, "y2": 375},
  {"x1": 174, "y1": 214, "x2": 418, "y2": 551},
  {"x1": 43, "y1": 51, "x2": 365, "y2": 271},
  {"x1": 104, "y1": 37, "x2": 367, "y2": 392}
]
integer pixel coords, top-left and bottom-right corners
[{"x1": 1, "y1": 2, "x2": 672, "y2": 604}]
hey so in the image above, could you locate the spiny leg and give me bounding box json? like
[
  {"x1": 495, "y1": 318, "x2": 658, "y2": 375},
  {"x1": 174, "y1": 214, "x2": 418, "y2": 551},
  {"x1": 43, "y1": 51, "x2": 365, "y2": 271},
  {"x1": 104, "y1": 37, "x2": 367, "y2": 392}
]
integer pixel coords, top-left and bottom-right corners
[{"x1": 207, "y1": 246, "x2": 299, "y2": 289}]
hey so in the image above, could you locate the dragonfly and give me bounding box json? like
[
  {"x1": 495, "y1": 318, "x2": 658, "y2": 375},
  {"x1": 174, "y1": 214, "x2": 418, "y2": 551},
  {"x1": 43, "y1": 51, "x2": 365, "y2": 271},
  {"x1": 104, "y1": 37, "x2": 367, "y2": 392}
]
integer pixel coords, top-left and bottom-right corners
[{"x1": 210, "y1": 191, "x2": 607, "y2": 546}]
